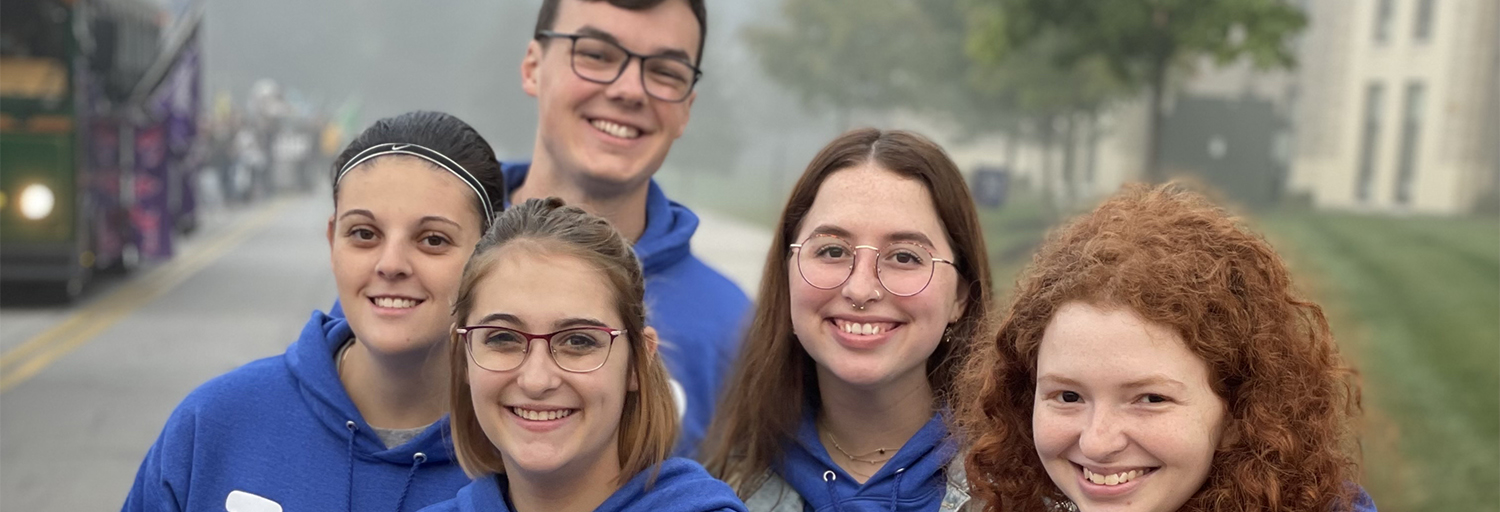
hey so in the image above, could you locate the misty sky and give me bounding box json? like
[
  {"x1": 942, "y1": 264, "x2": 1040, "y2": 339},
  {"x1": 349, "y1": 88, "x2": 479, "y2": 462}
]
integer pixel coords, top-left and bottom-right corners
[{"x1": 201, "y1": 0, "x2": 841, "y2": 177}]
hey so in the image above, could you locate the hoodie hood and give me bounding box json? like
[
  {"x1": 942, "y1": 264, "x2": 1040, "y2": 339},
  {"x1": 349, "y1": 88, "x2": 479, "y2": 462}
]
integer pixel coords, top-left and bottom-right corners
[
  {"x1": 500, "y1": 162, "x2": 696, "y2": 274},
  {"x1": 284, "y1": 310, "x2": 456, "y2": 466},
  {"x1": 122, "y1": 310, "x2": 469, "y2": 512},
  {"x1": 776, "y1": 411, "x2": 956, "y2": 512},
  {"x1": 596, "y1": 457, "x2": 747, "y2": 512},
  {"x1": 423, "y1": 457, "x2": 747, "y2": 512}
]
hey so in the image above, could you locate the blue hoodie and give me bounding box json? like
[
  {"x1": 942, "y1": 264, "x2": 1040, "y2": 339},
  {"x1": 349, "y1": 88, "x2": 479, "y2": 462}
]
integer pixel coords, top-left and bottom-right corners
[
  {"x1": 122, "y1": 311, "x2": 470, "y2": 512},
  {"x1": 772, "y1": 412, "x2": 957, "y2": 512},
  {"x1": 1350, "y1": 486, "x2": 1378, "y2": 512},
  {"x1": 500, "y1": 162, "x2": 752, "y2": 456},
  {"x1": 417, "y1": 457, "x2": 747, "y2": 512}
]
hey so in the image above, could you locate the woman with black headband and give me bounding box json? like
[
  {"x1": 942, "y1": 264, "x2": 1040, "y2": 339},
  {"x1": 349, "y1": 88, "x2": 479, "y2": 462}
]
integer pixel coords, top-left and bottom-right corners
[{"x1": 123, "y1": 111, "x2": 505, "y2": 512}]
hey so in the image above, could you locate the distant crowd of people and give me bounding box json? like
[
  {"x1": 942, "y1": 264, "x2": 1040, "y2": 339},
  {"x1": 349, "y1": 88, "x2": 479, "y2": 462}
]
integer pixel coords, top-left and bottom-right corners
[
  {"x1": 200, "y1": 79, "x2": 334, "y2": 206},
  {"x1": 122, "y1": 1, "x2": 1376, "y2": 512}
]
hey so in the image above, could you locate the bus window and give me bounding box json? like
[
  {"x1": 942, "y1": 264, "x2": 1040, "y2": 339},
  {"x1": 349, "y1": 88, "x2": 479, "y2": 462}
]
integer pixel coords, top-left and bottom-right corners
[
  {"x1": 0, "y1": 0, "x2": 69, "y2": 101},
  {"x1": 0, "y1": 0, "x2": 68, "y2": 61}
]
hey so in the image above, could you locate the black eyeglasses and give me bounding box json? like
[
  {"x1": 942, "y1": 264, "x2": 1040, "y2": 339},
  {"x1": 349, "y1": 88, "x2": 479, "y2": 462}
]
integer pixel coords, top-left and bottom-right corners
[
  {"x1": 457, "y1": 325, "x2": 626, "y2": 373},
  {"x1": 537, "y1": 30, "x2": 702, "y2": 102}
]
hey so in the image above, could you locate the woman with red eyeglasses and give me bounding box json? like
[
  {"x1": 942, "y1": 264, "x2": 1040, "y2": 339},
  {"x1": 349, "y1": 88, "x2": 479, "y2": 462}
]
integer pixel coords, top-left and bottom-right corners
[{"x1": 423, "y1": 197, "x2": 743, "y2": 512}]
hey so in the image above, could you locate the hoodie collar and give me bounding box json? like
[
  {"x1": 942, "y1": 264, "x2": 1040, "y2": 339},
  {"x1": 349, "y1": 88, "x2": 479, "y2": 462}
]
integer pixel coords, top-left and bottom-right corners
[
  {"x1": 501, "y1": 161, "x2": 696, "y2": 274},
  {"x1": 778, "y1": 409, "x2": 956, "y2": 512},
  {"x1": 451, "y1": 474, "x2": 511, "y2": 512},
  {"x1": 283, "y1": 310, "x2": 455, "y2": 465},
  {"x1": 455, "y1": 459, "x2": 743, "y2": 512}
]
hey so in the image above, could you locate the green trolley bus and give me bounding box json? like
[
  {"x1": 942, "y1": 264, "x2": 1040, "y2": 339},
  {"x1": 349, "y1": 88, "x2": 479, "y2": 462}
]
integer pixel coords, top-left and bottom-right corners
[{"x1": 1, "y1": 0, "x2": 202, "y2": 299}]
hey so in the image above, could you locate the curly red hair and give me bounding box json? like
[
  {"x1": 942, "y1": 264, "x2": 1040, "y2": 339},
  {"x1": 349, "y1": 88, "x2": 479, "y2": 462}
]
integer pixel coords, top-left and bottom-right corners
[{"x1": 957, "y1": 183, "x2": 1362, "y2": 511}]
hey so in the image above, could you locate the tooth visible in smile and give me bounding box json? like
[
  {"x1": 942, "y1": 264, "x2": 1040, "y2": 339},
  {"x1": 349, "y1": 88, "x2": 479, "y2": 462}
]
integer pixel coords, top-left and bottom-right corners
[
  {"x1": 511, "y1": 407, "x2": 575, "y2": 421},
  {"x1": 373, "y1": 297, "x2": 418, "y2": 308},
  {"x1": 1083, "y1": 467, "x2": 1147, "y2": 486},
  {"x1": 835, "y1": 319, "x2": 894, "y2": 335},
  {"x1": 591, "y1": 119, "x2": 640, "y2": 139}
]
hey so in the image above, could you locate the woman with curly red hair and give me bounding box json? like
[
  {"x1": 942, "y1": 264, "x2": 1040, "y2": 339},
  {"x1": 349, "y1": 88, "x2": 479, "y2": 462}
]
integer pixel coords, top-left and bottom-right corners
[{"x1": 957, "y1": 184, "x2": 1375, "y2": 512}]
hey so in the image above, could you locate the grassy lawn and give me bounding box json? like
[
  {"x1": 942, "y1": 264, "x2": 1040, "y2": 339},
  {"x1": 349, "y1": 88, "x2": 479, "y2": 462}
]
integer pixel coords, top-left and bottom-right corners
[
  {"x1": 975, "y1": 194, "x2": 1056, "y2": 297},
  {"x1": 1256, "y1": 211, "x2": 1499, "y2": 512},
  {"x1": 667, "y1": 170, "x2": 1498, "y2": 511}
]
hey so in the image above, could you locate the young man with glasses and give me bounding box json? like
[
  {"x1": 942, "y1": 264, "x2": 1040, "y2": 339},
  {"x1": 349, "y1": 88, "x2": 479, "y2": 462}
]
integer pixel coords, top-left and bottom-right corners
[{"x1": 505, "y1": 0, "x2": 749, "y2": 456}]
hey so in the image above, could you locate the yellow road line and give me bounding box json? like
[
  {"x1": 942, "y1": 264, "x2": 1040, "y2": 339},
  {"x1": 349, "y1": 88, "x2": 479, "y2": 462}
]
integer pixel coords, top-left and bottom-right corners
[{"x1": 0, "y1": 199, "x2": 291, "y2": 392}]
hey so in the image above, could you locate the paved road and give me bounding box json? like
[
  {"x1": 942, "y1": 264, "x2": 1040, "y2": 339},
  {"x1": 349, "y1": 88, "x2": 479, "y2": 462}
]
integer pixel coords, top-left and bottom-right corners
[
  {"x1": 692, "y1": 207, "x2": 772, "y2": 297},
  {"x1": 0, "y1": 191, "x2": 771, "y2": 511}
]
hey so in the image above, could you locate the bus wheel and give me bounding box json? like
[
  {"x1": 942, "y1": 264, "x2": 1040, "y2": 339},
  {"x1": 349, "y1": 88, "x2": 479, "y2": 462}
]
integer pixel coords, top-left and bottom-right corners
[
  {"x1": 63, "y1": 275, "x2": 85, "y2": 300},
  {"x1": 30, "y1": 277, "x2": 84, "y2": 304},
  {"x1": 100, "y1": 242, "x2": 141, "y2": 275}
]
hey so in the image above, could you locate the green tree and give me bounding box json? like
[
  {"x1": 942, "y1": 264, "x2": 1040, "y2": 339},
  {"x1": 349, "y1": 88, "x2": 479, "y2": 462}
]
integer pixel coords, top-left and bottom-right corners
[
  {"x1": 964, "y1": 28, "x2": 1124, "y2": 207},
  {"x1": 745, "y1": 0, "x2": 1124, "y2": 209},
  {"x1": 970, "y1": 0, "x2": 1306, "y2": 182},
  {"x1": 744, "y1": 0, "x2": 943, "y2": 129}
]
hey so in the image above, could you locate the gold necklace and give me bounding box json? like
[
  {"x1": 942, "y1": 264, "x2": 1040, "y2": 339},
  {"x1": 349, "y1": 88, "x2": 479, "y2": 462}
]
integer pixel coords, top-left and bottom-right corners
[
  {"x1": 844, "y1": 463, "x2": 876, "y2": 481},
  {"x1": 825, "y1": 430, "x2": 895, "y2": 465}
]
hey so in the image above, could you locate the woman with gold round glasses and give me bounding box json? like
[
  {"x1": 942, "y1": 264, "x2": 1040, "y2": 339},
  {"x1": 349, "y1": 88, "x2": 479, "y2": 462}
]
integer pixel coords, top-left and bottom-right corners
[
  {"x1": 422, "y1": 198, "x2": 744, "y2": 512},
  {"x1": 702, "y1": 129, "x2": 993, "y2": 511}
]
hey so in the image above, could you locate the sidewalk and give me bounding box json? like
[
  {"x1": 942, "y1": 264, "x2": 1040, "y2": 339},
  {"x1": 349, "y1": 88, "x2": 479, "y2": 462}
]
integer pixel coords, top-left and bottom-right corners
[{"x1": 691, "y1": 209, "x2": 773, "y2": 299}]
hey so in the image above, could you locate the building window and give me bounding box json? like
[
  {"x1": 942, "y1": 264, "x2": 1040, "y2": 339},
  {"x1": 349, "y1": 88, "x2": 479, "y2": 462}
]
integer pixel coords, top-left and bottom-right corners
[
  {"x1": 1355, "y1": 83, "x2": 1385, "y2": 202},
  {"x1": 1374, "y1": 0, "x2": 1396, "y2": 43},
  {"x1": 1413, "y1": 0, "x2": 1436, "y2": 42},
  {"x1": 1393, "y1": 82, "x2": 1426, "y2": 205}
]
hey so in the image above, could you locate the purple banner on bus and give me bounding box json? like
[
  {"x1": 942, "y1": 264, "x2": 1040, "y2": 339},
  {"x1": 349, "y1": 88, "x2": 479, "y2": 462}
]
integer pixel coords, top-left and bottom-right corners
[{"x1": 134, "y1": 31, "x2": 202, "y2": 260}]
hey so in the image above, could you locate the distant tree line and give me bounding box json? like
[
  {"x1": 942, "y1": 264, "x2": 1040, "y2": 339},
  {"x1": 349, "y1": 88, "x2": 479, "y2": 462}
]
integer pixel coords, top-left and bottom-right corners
[{"x1": 745, "y1": 0, "x2": 1306, "y2": 200}]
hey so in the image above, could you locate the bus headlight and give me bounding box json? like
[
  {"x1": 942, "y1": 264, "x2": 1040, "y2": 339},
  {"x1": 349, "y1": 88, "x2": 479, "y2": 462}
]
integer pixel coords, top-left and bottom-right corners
[{"x1": 19, "y1": 184, "x2": 55, "y2": 220}]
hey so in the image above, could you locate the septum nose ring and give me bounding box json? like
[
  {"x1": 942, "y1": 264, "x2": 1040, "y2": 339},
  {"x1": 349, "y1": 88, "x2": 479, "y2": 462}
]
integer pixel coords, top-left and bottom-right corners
[{"x1": 850, "y1": 288, "x2": 880, "y2": 311}]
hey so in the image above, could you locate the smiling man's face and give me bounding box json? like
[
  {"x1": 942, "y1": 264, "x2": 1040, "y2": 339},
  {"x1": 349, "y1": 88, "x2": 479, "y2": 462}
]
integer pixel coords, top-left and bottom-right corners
[{"x1": 521, "y1": 0, "x2": 701, "y2": 193}]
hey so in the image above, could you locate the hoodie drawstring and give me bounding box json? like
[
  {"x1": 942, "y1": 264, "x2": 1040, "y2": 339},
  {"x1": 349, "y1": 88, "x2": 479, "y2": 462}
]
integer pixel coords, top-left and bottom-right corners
[
  {"x1": 343, "y1": 421, "x2": 427, "y2": 512},
  {"x1": 888, "y1": 467, "x2": 906, "y2": 512},
  {"x1": 393, "y1": 452, "x2": 426, "y2": 512},
  {"x1": 345, "y1": 421, "x2": 358, "y2": 512},
  {"x1": 823, "y1": 470, "x2": 848, "y2": 512}
]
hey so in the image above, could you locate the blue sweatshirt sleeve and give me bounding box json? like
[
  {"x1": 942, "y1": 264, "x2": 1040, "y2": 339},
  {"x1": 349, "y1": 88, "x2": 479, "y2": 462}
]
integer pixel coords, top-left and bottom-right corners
[
  {"x1": 1351, "y1": 486, "x2": 1377, "y2": 512},
  {"x1": 413, "y1": 499, "x2": 460, "y2": 512},
  {"x1": 121, "y1": 403, "x2": 197, "y2": 512}
]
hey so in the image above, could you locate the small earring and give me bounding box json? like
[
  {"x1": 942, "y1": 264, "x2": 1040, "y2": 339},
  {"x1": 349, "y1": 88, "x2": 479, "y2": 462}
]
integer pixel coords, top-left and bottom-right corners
[{"x1": 942, "y1": 325, "x2": 953, "y2": 343}]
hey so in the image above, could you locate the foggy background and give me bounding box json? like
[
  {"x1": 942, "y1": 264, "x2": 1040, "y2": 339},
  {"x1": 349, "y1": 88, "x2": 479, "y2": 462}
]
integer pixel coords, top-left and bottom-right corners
[
  {"x1": 1, "y1": 0, "x2": 1496, "y2": 511},
  {"x1": 201, "y1": 0, "x2": 839, "y2": 185},
  {"x1": 201, "y1": 3, "x2": 1500, "y2": 510}
]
